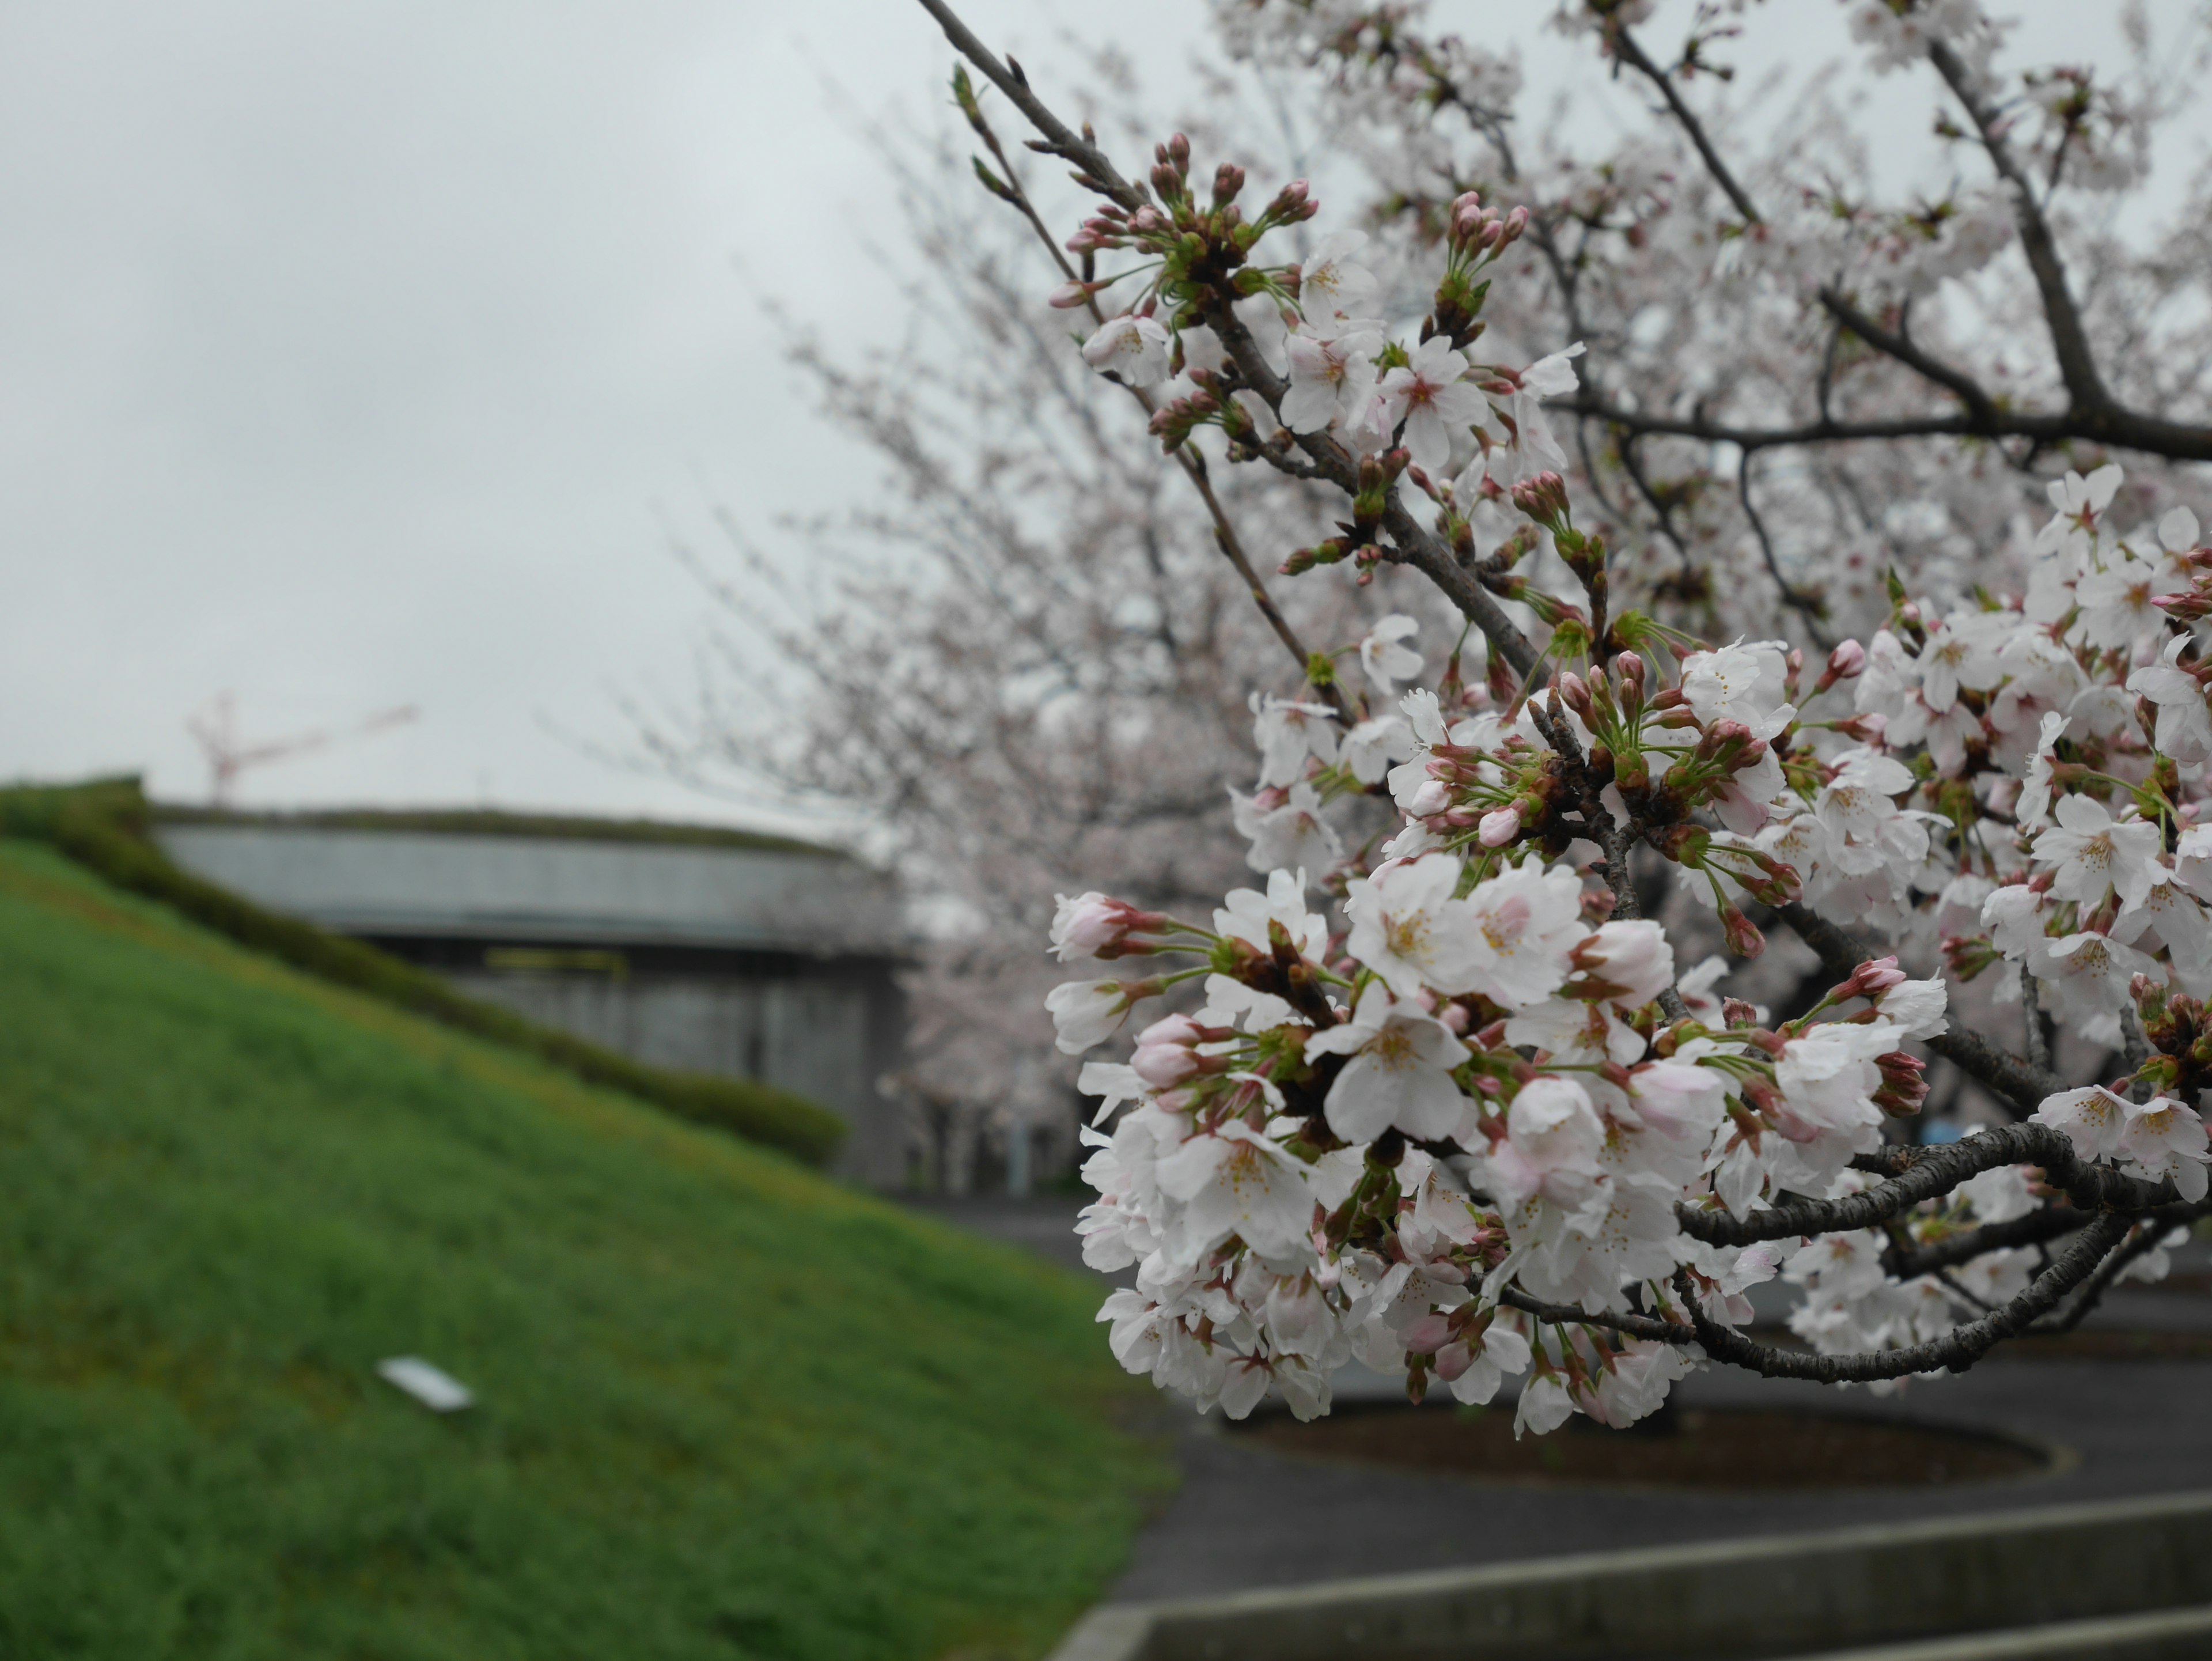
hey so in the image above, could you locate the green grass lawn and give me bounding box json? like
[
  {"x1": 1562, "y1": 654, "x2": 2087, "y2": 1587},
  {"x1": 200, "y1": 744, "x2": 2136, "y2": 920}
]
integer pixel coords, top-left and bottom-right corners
[{"x1": 0, "y1": 840, "x2": 1167, "y2": 1660}]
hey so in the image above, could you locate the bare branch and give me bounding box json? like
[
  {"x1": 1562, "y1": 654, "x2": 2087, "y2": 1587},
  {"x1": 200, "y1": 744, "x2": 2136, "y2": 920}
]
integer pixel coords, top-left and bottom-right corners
[
  {"x1": 946, "y1": 58, "x2": 1350, "y2": 716},
  {"x1": 1816, "y1": 287, "x2": 2001, "y2": 428},
  {"x1": 914, "y1": 0, "x2": 1146, "y2": 211},
  {"x1": 1735, "y1": 452, "x2": 1832, "y2": 648},
  {"x1": 1679, "y1": 1119, "x2": 2188, "y2": 1249},
  {"x1": 1923, "y1": 39, "x2": 2109, "y2": 411},
  {"x1": 1607, "y1": 25, "x2": 1762, "y2": 226},
  {"x1": 1575, "y1": 394, "x2": 2212, "y2": 464},
  {"x1": 1884, "y1": 1203, "x2": 2092, "y2": 1279}
]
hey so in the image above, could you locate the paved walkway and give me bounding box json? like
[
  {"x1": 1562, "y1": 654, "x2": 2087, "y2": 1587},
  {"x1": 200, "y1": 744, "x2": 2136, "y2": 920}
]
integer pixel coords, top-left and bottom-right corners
[{"x1": 907, "y1": 1195, "x2": 2212, "y2": 1603}]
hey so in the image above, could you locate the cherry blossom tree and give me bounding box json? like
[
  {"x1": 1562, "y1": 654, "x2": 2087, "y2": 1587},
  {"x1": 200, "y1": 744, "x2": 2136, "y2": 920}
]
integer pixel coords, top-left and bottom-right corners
[{"x1": 878, "y1": 0, "x2": 2212, "y2": 1429}]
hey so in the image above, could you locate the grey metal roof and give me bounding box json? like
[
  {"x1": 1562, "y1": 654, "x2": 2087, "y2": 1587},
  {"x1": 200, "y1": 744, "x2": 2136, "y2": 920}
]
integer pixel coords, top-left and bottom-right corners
[{"x1": 155, "y1": 823, "x2": 904, "y2": 956}]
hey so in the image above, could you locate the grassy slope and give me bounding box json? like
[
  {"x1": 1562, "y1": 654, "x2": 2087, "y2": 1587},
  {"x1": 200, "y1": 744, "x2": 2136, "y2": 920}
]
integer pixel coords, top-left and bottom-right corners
[{"x1": 0, "y1": 841, "x2": 1165, "y2": 1660}]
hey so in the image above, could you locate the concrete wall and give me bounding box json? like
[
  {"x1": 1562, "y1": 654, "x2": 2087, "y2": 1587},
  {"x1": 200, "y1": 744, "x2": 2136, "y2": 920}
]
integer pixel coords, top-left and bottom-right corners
[
  {"x1": 443, "y1": 962, "x2": 908, "y2": 1186},
  {"x1": 1052, "y1": 1489, "x2": 2212, "y2": 1661}
]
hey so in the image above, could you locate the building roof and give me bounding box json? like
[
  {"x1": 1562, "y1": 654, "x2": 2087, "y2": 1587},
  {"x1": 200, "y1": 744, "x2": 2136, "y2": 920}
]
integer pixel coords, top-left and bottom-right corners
[
  {"x1": 153, "y1": 814, "x2": 903, "y2": 958},
  {"x1": 153, "y1": 804, "x2": 838, "y2": 858}
]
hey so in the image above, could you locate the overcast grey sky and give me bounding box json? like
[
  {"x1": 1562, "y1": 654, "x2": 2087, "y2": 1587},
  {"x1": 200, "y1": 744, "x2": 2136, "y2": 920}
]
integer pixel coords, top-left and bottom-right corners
[{"x1": 2, "y1": 2, "x2": 2199, "y2": 835}]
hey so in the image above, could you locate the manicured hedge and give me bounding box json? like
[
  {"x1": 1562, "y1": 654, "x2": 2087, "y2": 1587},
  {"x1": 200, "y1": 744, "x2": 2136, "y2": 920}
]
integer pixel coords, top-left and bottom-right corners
[{"x1": 0, "y1": 778, "x2": 847, "y2": 1167}]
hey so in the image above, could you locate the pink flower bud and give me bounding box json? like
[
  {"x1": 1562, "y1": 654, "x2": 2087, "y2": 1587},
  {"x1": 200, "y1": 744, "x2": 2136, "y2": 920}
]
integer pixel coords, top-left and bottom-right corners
[
  {"x1": 1050, "y1": 891, "x2": 1166, "y2": 962},
  {"x1": 1872, "y1": 1051, "x2": 1929, "y2": 1116},
  {"x1": 1719, "y1": 902, "x2": 1766, "y2": 960},
  {"x1": 1834, "y1": 955, "x2": 1907, "y2": 1002},
  {"x1": 1047, "y1": 282, "x2": 1096, "y2": 309},
  {"x1": 1131, "y1": 1013, "x2": 1205, "y2": 1088},
  {"x1": 1815, "y1": 638, "x2": 1868, "y2": 694},
  {"x1": 1408, "y1": 780, "x2": 1453, "y2": 818},
  {"x1": 1478, "y1": 805, "x2": 1522, "y2": 846}
]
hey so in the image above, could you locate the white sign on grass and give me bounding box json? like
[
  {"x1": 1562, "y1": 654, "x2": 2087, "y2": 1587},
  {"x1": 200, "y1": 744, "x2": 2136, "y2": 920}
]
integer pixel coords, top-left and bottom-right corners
[{"x1": 376, "y1": 1356, "x2": 474, "y2": 1413}]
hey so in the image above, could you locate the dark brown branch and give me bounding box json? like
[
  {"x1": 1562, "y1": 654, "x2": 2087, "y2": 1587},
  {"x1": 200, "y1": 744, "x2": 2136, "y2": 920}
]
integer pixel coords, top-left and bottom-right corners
[
  {"x1": 1608, "y1": 25, "x2": 1762, "y2": 225},
  {"x1": 1777, "y1": 900, "x2": 2065, "y2": 1112},
  {"x1": 1679, "y1": 1119, "x2": 2187, "y2": 1249},
  {"x1": 914, "y1": 0, "x2": 1146, "y2": 213},
  {"x1": 1498, "y1": 1286, "x2": 1694, "y2": 1343},
  {"x1": 1884, "y1": 1204, "x2": 2090, "y2": 1279},
  {"x1": 1575, "y1": 395, "x2": 2212, "y2": 464},
  {"x1": 1676, "y1": 1213, "x2": 2129, "y2": 1382},
  {"x1": 2029, "y1": 1220, "x2": 2165, "y2": 1335},
  {"x1": 1205, "y1": 308, "x2": 1544, "y2": 679},
  {"x1": 1816, "y1": 288, "x2": 1999, "y2": 427},
  {"x1": 1923, "y1": 39, "x2": 2108, "y2": 412}
]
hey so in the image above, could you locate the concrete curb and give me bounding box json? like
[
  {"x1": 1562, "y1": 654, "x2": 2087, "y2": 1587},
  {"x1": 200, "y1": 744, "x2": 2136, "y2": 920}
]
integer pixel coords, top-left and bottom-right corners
[
  {"x1": 1806, "y1": 1603, "x2": 2212, "y2": 1659},
  {"x1": 1052, "y1": 1488, "x2": 2212, "y2": 1661}
]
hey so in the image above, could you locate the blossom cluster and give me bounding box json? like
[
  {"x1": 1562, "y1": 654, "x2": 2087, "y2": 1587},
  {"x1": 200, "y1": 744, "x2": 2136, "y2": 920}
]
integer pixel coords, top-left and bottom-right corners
[{"x1": 1036, "y1": 118, "x2": 2211, "y2": 1430}]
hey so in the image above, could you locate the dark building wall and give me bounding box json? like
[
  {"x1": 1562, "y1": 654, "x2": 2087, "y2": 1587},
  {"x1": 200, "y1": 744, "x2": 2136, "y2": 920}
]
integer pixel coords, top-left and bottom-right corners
[{"x1": 423, "y1": 956, "x2": 907, "y2": 1185}]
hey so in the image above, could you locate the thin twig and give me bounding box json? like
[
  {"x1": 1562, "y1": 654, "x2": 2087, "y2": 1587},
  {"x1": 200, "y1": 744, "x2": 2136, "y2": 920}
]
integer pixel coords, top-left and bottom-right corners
[
  {"x1": 1736, "y1": 451, "x2": 1832, "y2": 649},
  {"x1": 1608, "y1": 24, "x2": 1762, "y2": 225}
]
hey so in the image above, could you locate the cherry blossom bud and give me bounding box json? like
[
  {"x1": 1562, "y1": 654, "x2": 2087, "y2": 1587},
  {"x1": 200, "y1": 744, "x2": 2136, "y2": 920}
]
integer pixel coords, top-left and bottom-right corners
[
  {"x1": 1408, "y1": 780, "x2": 1453, "y2": 818},
  {"x1": 1510, "y1": 471, "x2": 1570, "y2": 527},
  {"x1": 1816, "y1": 638, "x2": 1868, "y2": 694},
  {"x1": 1478, "y1": 805, "x2": 1522, "y2": 846},
  {"x1": 1872, "y1": 1051, "x2": 1930, "y2": 1117},
  {"x1": 1719, "y1": 901, "x2": 1766, "y2": 960},
  {"x1": 1131, "y1": 1013, "x2": 1206, "y2": 1088},
  {"x1": 1050, "y1": 891, "x2": 1168, "y2": 962},
  {"x1": 1721, "y1": 997, "x2": 1763, "y2": 1030},
  {"x1": 1832, "y1": 955, "x2": 1908, "y2": 1002},
  {"x1": 1557, "y1": 671, "x2": 1594, "y2": 719},
  {"x1": 1944, "y1": 933, "x2": 2001, "y2": 979}
]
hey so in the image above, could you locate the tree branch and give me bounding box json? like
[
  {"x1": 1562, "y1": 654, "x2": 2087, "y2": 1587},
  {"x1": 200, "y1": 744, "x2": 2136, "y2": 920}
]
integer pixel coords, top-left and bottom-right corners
[
  {"x1": 1816, "y1": 287, "x2": 2000, "y2": 427},
  {"x1": 914, "y1": 0, "x2": 1146, "y2": 212},
  {"x1": 1574, "y1": 395, "x2": 2212, "y2": 464},
  {"x1": 1736, "y1": 451, "x2": 1831, "y2": 647},
  {"x1": 1676, "y1": 1213, "x2": 2130, "y2": 1382},
  {"x1": 1884, "y1": 1203, "x2": 2090, "y2": 1279},
  {"x1": 1608, "y1": 25, "x2": 1762, "y2": 225},
  {"x1": 1777, "y1": 900, "x2": 2064, "y2": 1112},
  {"x1": 1498, "y1": 1286, "x2": 1694, "y2": 1343},
  {"x1": 1923, "y1": 38, "x2": 2109, "y2": 412}
]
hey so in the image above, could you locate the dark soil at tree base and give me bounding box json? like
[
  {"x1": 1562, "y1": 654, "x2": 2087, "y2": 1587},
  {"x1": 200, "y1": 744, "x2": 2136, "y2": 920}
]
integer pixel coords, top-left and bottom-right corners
[{"x1": 1231, "y1": 1402, "x2": 2048, "y2": 1489}]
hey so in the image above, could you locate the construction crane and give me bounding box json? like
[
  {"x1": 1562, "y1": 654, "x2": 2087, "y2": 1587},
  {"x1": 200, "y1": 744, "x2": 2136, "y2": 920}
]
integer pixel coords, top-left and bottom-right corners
[{"x1": 187, "y1": 693, "x2": 419, "y2": 807}]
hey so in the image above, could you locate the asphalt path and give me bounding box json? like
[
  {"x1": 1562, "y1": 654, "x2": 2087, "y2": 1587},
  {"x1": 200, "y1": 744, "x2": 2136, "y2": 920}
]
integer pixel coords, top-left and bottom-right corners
[{"x1": 907, "y1": 1195, "x2": 2212, "y2": 1602}]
